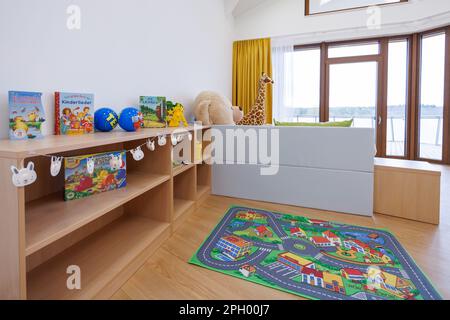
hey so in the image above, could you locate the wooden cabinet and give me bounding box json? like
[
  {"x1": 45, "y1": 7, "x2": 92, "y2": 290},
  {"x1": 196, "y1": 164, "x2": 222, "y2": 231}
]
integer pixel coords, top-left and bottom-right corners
[
  {"x1": 0, "y1": 127, "x2": 211, "y2": 300},
  {"x1": 374, "y1": 158, "x2": 441, "y2": 225}
]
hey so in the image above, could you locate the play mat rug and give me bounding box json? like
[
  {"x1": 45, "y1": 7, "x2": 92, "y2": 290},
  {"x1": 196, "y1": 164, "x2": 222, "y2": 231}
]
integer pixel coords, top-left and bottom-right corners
[{"x1": 189, "y1": 206, "x2": 442, "y2": 300}]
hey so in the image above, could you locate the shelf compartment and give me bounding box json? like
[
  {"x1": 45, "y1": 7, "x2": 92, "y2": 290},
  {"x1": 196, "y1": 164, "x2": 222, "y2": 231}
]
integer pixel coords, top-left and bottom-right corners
[
  {"x1": 25, "y1": 172, "x2": 171, "y2": 256},
  {"x1": 27, "y1": 214, "x2": 171, "y2": 300},
  {"x1": 197, "y1": 185, "x2": 211, "y2": 201},
  {"x1": 173, "y1": 198, "x2": 196, "y2": 221},
  {"x1": 173, "y1": 163, "x2": 195, "y2": 177}
]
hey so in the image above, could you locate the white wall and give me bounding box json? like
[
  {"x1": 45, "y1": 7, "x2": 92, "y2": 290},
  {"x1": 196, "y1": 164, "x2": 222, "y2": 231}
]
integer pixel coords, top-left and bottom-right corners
[
  {"x1": 234, "y1": 0, "x2": 450, "y2": 44},
  {"x1": 0, "y1": 0, "x2": 234, "y2": 138}
]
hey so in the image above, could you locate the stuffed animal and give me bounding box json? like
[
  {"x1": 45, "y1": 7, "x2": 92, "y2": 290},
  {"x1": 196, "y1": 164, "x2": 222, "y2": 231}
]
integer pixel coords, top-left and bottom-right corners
[
  {"x1": 166, "y1": 102, "x2": 188, "y2": 127},
  {"x1": 193, "y1": 91, "x2": 235, "y2": 125},
  {"x1": 232, "y1": 107, "x2": 244, "y2": 124},
  {"x1": 237, "y1": 73, "x2": 274, "y2": 126}
]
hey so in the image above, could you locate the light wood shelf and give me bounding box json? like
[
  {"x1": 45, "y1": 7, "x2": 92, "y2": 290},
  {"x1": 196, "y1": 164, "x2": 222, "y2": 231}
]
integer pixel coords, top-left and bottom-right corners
[
  {"x1": 0, "y1": 126, "x2": 210, "y2": 160},
  {"x1": 27, "y1": 215, "x2": 170, "y2": 300},
  {"x1": 0, "y1": 126, "x2": 213, "y2": 300},
  {"x1": 173, "y1": 198, "x2": 196, "y2": 221},
  {"x1": 173, "y1": 163, "x2": 195, "y2": 177},
  {"x1": 197, "y1": 185, "x2": 211, "y2": 201},
  {"x1": 25, "y1": 173, "x2": 170, "y2": 256}
]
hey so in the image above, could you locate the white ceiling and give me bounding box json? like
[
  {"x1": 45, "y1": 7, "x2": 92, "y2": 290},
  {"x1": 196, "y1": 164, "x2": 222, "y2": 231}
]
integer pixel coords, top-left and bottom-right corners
[{"x1": 230, "y1": 0, "x2": 268, "y2": 17}]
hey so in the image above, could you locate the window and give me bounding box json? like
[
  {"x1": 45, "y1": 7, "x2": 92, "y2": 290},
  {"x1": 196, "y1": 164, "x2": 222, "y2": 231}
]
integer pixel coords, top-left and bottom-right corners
[
  {"x1": 291, "y1": 48, "x2": 321, "y2": 122},
  {"x1": 386, "y1": 40, "x2": 409, "y2": 157},
  {"x1": 329, "y1": 61, "x2": 378, "y2": 132},
  {"x1": 328, "y1": 42, "x2": 379, "y2": 58},
  {"x1": 305, "y1": 0, "x2": 408, "y2": 16},
  {"x1": 418, "y1": 32, "x2": 446, "y2": 161},
  {"x1": 274, "y1": 25, "x2": 450, "y2": 163}
]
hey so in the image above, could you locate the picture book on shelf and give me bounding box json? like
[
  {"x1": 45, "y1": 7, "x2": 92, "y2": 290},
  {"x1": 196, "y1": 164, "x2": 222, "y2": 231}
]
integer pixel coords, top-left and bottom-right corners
[
  {"x1": 8, "y1": 91, "x2": 46, "y2": 140},
  {"x1": 64, "y1": 151, "x2": 127, "y2": 201},
  {"x1": 55, "y1": 92, "x2": 94, "y2": 135},
  {"x1": 139, "y1": 96, "x2": 167, "y2": 128}
]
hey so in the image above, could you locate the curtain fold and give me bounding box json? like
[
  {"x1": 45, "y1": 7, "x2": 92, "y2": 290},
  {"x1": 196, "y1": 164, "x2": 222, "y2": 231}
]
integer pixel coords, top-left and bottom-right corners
[
  {"x1": 232, "y1": 38, "x2": 273, "y2": 124},
  {"x1": 272, "y1": 44, "x2": 294, "y2": 122}
]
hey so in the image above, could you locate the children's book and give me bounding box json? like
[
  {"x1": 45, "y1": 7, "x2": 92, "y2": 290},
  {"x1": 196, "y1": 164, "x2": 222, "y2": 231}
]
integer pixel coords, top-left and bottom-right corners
[
  {"x1": 55, "y1": 92, "x2": 94, "y2": 135},
  {"x1": 8, "y1": 91, "x2": 46, "y2": 140},
  {"x1": 139, "y1": 96, "x2": 167, "y2": 128},
  {"x1": 64, "y1": 151, "x2": 127, "y2": 201}
]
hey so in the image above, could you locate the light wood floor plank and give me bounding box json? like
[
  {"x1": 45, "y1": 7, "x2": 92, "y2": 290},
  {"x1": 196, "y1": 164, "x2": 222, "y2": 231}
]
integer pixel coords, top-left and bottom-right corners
[{"x1": 113, "y1": 165, "x2": 450, "y2": 300}]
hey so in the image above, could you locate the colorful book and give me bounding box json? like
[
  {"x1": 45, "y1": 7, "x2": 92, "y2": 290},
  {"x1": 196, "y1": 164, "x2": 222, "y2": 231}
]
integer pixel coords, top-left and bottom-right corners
[
  {"x1": 8, "y1": 91, "x2": 46, "y2": 140},
  {"x1": 139, "y1": 96, "x2": 167, "y2": 128},
  {"x1": 64, "y1": 151, "x2": 127, "y2": 201},
  {"x1": 55, "y1": 92, "x2": 94, "y2": 135}
]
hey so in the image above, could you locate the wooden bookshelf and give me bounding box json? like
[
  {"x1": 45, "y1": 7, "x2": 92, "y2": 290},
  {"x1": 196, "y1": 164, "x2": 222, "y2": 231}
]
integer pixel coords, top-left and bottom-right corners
[
  {"x1": 173, "y1": 163, "x2": 195, "y2": 177},
  {"x1": 25, "y1": 173, "x2": 170, "y2": 256},
  {"x1": 0, "y1": 126, "x2": 212, "y2": 300},
  {"x1": 196, "y1": 128, "x2": 212, "y2": 205},
  {"x1": 27, "y1": 215, "x2": 171, "y2": 300},
  {"x1": 172, "y1": 165, "x2": 197, "y2": 231}
]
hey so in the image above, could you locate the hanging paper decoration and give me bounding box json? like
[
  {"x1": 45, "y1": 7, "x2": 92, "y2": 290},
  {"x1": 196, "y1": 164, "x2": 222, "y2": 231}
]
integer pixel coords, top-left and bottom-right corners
[
  {"x1": 87, "y1": 158, "x2": 95, "y2": 175},
  {"x1": 109, "y1": 154, "x2": 123, "y2": 171},
  {"x1": 146, "y1": 139, "x2": 156, "y2": 151},
  {"x1": 188, "y1": 133, "x2": 193, "y2": 141},
  {"x1": 171, "y1": 134, "x2": 178, "y2": 146},
  {"x1": 11, "y1": 162, "x2": 37, "y2": 187},
  {"x1": 158, "y1": 135, "x2": 167, "y2": 146},
  {"x1": 50, "y1": 156, "x2": 63, "y2": 177},
  {"x1": 131, "y1": 146, "x2": 145, "y2": 161}
]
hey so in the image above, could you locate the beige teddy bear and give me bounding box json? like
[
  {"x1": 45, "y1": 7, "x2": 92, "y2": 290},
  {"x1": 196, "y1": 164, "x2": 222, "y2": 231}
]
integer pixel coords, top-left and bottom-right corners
[{"x1": 193, "y1": 91, "x2": 236, "y2": 125}]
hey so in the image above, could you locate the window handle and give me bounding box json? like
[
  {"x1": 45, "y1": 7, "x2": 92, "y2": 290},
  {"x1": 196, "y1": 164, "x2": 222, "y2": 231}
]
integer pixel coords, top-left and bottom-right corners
[{"x1": 378, "y1": 116, "x2": 382, "y2": 126}]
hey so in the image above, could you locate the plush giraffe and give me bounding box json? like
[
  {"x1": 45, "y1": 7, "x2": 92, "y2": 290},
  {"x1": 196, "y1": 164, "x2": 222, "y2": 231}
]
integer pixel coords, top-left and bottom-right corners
[{"x1": 237, "y1": 73, "x2": 274, "y2": 126}]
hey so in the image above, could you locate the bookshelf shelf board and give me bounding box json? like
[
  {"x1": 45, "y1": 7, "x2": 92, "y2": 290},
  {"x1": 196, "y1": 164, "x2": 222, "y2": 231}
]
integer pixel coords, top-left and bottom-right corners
[
  {"x1": 0, "y1": 126, "x2": 209, "y2": 159},
  {"x1": 197, "y1": 185, "x2": 211, "y2": 200},
  {"x1": 173, "y1": 163, "x2": 195, "y2": 177},
  {"x1": 173, "y1": 198, "x2": 196, "y2": 221},
  {"x1": 25, "y1": 173, "x2": 170, "y2": 256},
  {"x1": 27, "y1": 215, "x2": 170, "y2": 300}
]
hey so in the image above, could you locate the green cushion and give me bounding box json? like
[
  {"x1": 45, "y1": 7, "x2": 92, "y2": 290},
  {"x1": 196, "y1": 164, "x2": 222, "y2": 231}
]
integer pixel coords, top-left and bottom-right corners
[{"x1": 274, "y1": 119, "x2": 354, "y2": 127}]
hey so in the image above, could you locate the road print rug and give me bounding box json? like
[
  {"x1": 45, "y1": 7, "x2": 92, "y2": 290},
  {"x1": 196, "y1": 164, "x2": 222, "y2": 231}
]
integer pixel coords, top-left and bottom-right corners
[{"x1": 189, "y1": 206, "x2": 442, "y2": 300}]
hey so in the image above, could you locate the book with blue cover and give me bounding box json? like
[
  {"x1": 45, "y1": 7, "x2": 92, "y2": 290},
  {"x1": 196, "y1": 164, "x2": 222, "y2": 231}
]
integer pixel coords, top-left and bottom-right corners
[
  {"x1": 8, "y1": 91, "x2": 46, "y2": 140},
  {"x1": 55, "y1": 92, "x2": 94, "y2": 135}
]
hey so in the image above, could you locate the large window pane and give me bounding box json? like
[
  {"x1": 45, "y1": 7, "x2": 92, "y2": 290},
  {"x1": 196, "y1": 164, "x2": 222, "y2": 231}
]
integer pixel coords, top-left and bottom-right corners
[
  {"x1": 329, "y1": 62, "x2": 378, "y2": 134},
  {"x1": 419, "y1": 33, "x2": 445, "y2": 160},
  {"x1": 289, "y1": 48, "x2": 321, "y2": 122},
  {"x1": 387, "y1": 40, "x2": 408, "y2": 157},
  {"x1": 328, "y1": 42, "x2": 379, "y2": 58}
]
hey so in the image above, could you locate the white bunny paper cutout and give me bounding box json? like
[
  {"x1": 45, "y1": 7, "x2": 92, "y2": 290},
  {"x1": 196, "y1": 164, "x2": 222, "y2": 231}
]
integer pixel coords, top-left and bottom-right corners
[
  {"x1": 50, "y1": 156, "x2": 63, "y2": 177},
  {"x1": 158, "y1": 135, "x2": 167, "y2": 146},
  {"x1": 11, "y1": 162, "x2": 37, "y2": 187},
  {"x1": 131, "y1": 147, "x2": 145, "y2": 161},
  {"x1": 146, "y1": 139, "x2": 156, "y2": 151},
  {"x1": 87, "y1": 158, "x2": 95, "y2": 175},
  {"x1": 110, "y1": 155, "x2": 123, "y2": 171},
  {"x1": 171, "y1": 135, "x2": 178, "y2": 146}
]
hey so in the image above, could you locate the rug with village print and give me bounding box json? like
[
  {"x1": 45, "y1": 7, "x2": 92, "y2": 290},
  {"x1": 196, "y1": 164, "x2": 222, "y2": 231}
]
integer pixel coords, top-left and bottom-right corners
[{"x1": 189, "y1": 206, "x2": 442, "y2": 300}]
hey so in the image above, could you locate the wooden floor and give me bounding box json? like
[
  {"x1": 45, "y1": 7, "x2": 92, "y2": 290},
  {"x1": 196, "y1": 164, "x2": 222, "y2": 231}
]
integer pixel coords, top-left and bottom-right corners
[{"x1": 113, "y1": 165, "x2": 450, "y2": 300}]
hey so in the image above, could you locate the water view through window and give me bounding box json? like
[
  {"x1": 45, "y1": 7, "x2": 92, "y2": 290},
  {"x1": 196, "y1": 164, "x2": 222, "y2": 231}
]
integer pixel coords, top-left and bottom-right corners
[
  {"x1": 419, "y1": 33, "x2": 446, "y2": 161},
  {"x1": 329, "y1": 61, "x2": 378, "y2": 132}
]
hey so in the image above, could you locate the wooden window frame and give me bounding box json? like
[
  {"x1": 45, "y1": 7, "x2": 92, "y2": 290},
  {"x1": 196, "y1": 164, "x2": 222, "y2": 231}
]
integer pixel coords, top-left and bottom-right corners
[
  {"x1": 305, "y1": 0, "x2": 408, "y2": 17},
  {"x1": 291, "y1": 25, "x2": 450, "y2": 164}
]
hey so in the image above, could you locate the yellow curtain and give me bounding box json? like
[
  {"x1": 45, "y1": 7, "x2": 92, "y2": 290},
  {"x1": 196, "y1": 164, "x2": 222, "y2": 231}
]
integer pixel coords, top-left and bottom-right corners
[{"x1": 233, "y1": 38, "x2": 273, "y2": 124}]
